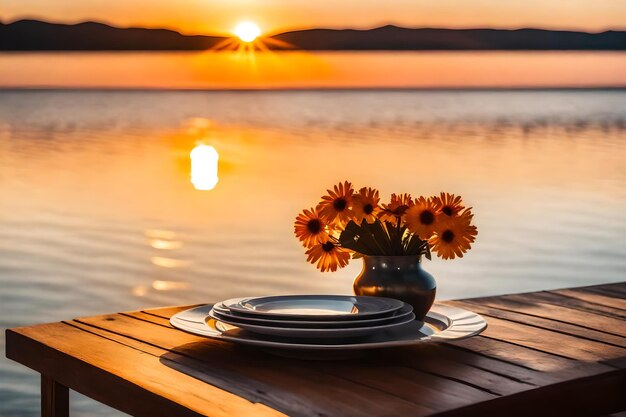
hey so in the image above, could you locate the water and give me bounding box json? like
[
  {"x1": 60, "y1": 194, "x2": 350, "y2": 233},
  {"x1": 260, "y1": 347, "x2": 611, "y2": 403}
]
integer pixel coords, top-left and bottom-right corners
[
  {"x1": 1, "y1": 88, "x2": 626, "y2": 415},
  {"x1": 1, "y1": 51, "x2": 626, "y2": 89}
]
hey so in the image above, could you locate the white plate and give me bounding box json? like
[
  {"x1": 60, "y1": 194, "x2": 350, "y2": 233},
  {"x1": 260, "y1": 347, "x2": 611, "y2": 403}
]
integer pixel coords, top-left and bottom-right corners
[
  {"x1": 211, "y1": 303, "x2": 414, "y2": 328},
  {"x1": 207, "y1": 309, "x2": 416, "y2": 339},
  {"x1": 223, "y1": 295, "x2": 404, "y2": 320},
  {"x1": 170, "y1": 303, "x2": 487, "y2": 351}
]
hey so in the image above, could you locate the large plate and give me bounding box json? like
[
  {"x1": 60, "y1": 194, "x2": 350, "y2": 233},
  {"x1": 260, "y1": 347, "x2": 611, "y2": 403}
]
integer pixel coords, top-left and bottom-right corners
[
  {"x1": 207, "y1": 308, "x2": 416, "y2": 338},
  {"x1": 222, "y1": 295, "x2": 404, "y2": 320},
  {"x1": 211, "y1": 303, "x2": 414, "y2": 328},
  {"x1": 170, "y1": 303, "x2": 487, "y2": 351}
]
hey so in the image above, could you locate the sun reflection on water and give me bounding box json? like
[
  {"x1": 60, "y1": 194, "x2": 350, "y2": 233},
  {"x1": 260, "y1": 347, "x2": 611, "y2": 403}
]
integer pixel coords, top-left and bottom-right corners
[
  {"x1": 150, "y1": 256, "x2": 191, "y2": 268},
  {"x1": 131, "y1": 280, "x2": 190, "y2": 297},
  {"x1": 152, "y1": 280, "x2": 190, "y2": 291},
  {"x1": 131, "y1": 285, "x2": 148, "y2": 297},
  {"x1": 149, "y1": 239, "x2": 183, "y2": 250},
  {"x1": 190, "y1": 144, "x2": 219, "y2": 190}
]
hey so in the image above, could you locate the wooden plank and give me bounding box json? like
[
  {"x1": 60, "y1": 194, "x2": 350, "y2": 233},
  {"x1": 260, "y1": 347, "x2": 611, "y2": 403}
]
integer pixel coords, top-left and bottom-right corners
[
  {"x1": 451, "y1": 300, "x2": 626, "y2": 348},
  {"x1": 143, "y1": 305, "x2": 200, "y2": 319},
  {"x1": 514, "y1": 291, "x2": 626, "y2": 320},
  {"x1": 68, "y1": 321, "x2": 176, "y2": 357},
  {"x1": 6, "y1": 324, "x2": 285, "y2": 417},
  {"x1": 445, "y1": 302, "x2": 625, "y2": 362},
  {"x1": 316, "y1": 364, "x2": 497, "y2": 410},
  {"x1": 124, "y1": 311, "x2": 175, "y2": 327},
  {"x1": 76, "y1": 313, "x2": 439, "y2": 417},
  {"x1": 41, "y1": 375, "x2": 69, "y2": 417},
  {"x1": 435, "y1": 369, "x2": 626, "y2": 417},
  {"x1": 583, "y1": 283, "x2": 626, "y2": 298},
  {"x1": 551, "y1": 288, "x2": 626, "y2": 311},
  {"x1": 382, "y1": 344, "x2": 557, "y2": 386},
  {"x1": 395, "y1": 344, "x2": 559, "y2": 386},
  {"x1": 67, "y1": 320, "x2": 370, "y2": 417},
  {"x1": 372, "y1": 347, "x2": 536, "y2": 396},
  {"x1": 448, "y1": 335, "x2": 612, "y2": 377},
  {"x1": 471, "y1": 293, "x2": 626, "y2": 338}
]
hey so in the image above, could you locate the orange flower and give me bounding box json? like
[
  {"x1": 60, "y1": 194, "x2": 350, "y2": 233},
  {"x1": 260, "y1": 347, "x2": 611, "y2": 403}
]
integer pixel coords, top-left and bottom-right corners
[
  {"x1": 433, "y1": 192, "x2": 465, "y2": 224},
  {"x1": 316, "y1": 181, "x2": 354, "y2": 226},
  {"x1": 294, "y1": 207, "x2": 329, "y2": 248},
  {"x1": 405, "y1": 196, "x2": 440, "y2": 239},
  {"x1": 352, "y1": 187, "x2": 380, "y2": 223},
  {"x1": 377, "y1": 193, "x2": 413, "y2": 224},
  {"x1": 429, "y1": 214, "x2": 477, "y2": 260},
  {"x1": 306, "y1": 241, "x2": 351, "y2": 272}
]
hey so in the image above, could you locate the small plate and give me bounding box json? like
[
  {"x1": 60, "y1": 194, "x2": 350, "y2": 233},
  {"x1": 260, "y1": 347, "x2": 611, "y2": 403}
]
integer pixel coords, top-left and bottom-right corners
[
  {"x1": 223, "y1": 295, "x2": 404, "y2": 320},
  {"x1": 207, "y1": 309, "x2": 416, "y2": 339},
  {"x1": 211, "y1": 303, "x2": 414, "y2": 328},
  {"x1": 171, "y1": 303, "x2": 487, "y2": 351}
]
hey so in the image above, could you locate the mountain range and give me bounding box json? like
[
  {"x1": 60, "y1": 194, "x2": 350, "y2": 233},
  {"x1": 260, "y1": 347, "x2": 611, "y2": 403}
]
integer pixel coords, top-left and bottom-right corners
[{"x1": 1, "y1": 19, "x2": 625, "y2": 51}]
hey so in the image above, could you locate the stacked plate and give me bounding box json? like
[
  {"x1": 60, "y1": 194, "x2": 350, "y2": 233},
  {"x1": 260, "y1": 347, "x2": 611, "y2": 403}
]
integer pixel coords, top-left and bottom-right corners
[
  {"x1": 209, "y1": 295, "x2": 415, "y2": 339},
  {"x1": 170, "y1": 295, "x2": 488, "y2": 355}
]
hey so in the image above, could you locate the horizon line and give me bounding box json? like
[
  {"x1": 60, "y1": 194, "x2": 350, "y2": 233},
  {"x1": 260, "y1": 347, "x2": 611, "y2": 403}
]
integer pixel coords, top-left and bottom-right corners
[
  {"x1": 3, "y1": 17, "x2": 626, "y2": 37},
  {"x1": 2, "y1": 86, "x2": 626, "y2": 93}
]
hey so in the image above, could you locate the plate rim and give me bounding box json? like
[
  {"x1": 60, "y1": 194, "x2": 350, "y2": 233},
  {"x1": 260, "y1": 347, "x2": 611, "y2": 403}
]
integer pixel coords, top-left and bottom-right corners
[
  {"x1": 207, "y1": 309, "x2": 417, "y2": 337},
  {"x1": 212, "y1": 303, "x2": 414, "y2": 327},
  {"x1": 223, "y1": 295, "x2": 405, "y2": 320},
  {"x1": 170, "y1": 303, "x2": 487, "y2": 351}
]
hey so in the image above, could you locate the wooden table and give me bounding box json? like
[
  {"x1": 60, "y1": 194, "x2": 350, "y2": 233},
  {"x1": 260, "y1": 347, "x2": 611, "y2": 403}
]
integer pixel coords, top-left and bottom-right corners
[{"x1": 5, "y1": 282, "x2": 626, "y2": 417}]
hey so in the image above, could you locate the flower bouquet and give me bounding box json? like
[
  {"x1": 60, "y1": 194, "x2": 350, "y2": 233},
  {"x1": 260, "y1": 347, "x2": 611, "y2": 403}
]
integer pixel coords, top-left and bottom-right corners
[{"x1": 294, "y1": 181, "x2": 478, "y2": 318}]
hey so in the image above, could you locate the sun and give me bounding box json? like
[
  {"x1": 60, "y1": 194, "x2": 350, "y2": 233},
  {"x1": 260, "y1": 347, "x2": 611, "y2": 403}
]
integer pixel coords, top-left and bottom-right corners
[{"x1": 234, "y1": 21, "x2": 261, "y2": 43}]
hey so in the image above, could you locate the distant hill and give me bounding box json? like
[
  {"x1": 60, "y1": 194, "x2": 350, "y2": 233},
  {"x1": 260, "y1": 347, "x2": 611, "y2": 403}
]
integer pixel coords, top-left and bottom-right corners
[
  {"x1": 0, "y1": 20, "x2": 224, "y2": 50},
  {"x1": 271, "y1": 25, "x2": 626, "y2": 51},
  {"x1": 1, "y1": 19, "x2": 625, "y2": 51}
]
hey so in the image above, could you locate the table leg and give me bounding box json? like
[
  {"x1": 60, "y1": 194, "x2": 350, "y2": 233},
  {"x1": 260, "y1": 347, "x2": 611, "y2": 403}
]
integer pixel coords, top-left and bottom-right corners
[{"x1": 41, "y1": 375, "x2": 69, "y2": 417}]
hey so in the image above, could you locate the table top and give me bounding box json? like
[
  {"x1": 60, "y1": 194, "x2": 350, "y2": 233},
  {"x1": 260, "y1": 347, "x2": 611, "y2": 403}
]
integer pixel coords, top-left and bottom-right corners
[{"x1": 6, "y1": 282, "x2": 626, "y2": 417}]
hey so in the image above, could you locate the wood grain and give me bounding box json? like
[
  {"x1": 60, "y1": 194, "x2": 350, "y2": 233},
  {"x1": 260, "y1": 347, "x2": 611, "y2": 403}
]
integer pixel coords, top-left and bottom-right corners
[
  {"x1": 6, "y1": 323, "x2": 285, "y2": 417},
  {"x1": 127, "y1": 310, "x2": 542, "y2": 393},
  {"x1": 551, "y1": 288, "x2": 626, "y2": 311},
  {"x1": 77, "y1": 312, "x2": 456, "y2": 416},
  {"x1": 448, "y1": 300, "x2": 626, "y2": 348},
  {"x1": 466, "y1": 294, "x2": 626, "y2": 337},
  {"x1": 5, "y1": 282, "x2": 626, "y2": 417},
  {"x1": 528, "y1": 291, "x2": 626, "y2": 320}
]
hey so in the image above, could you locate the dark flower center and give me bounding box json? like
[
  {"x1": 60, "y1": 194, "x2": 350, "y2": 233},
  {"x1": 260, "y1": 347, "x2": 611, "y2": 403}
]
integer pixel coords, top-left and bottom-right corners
[
  {"x1": 333, "y1": 198, "x2": 347, "y2": 211},
  {"x1": 364, "y1": 204, "x2": 374, "y2": 214},
  {"x1": 419, "y1": 210, "x2": 435, "y2": 225},
  {"x1": 442, "y1": 230, "x2": 455, "y2": 243},
  {"x1": 442, "y1": 206, "x2": 454, "y2": 216},
  {"x1": 322, "y1": 242, "x2": 335, "y2": 252},
  {"x1": 307, "y1": 219, "x2": 321, "y2": 233}
]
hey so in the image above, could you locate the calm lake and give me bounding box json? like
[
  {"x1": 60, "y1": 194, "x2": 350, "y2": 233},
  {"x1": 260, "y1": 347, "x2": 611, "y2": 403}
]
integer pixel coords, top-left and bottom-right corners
[
  {"x1": 1, "y1": 51, "x2": 626, "y2": 88},
  {"x1": 1, "y1": 52, "x2": 626, "y2": 415}
]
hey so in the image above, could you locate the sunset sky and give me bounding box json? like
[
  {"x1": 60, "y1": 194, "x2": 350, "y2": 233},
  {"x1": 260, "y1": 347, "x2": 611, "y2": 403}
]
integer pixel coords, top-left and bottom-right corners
[{"x1": 2, "y1": 0, "x2": 626, "y2": 35}]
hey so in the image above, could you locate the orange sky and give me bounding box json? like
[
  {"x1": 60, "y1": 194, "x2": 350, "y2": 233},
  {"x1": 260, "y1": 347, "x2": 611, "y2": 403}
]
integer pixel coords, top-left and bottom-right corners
[{"x1": 2, "y1": 0, "x2": 626, "y2": 35}]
